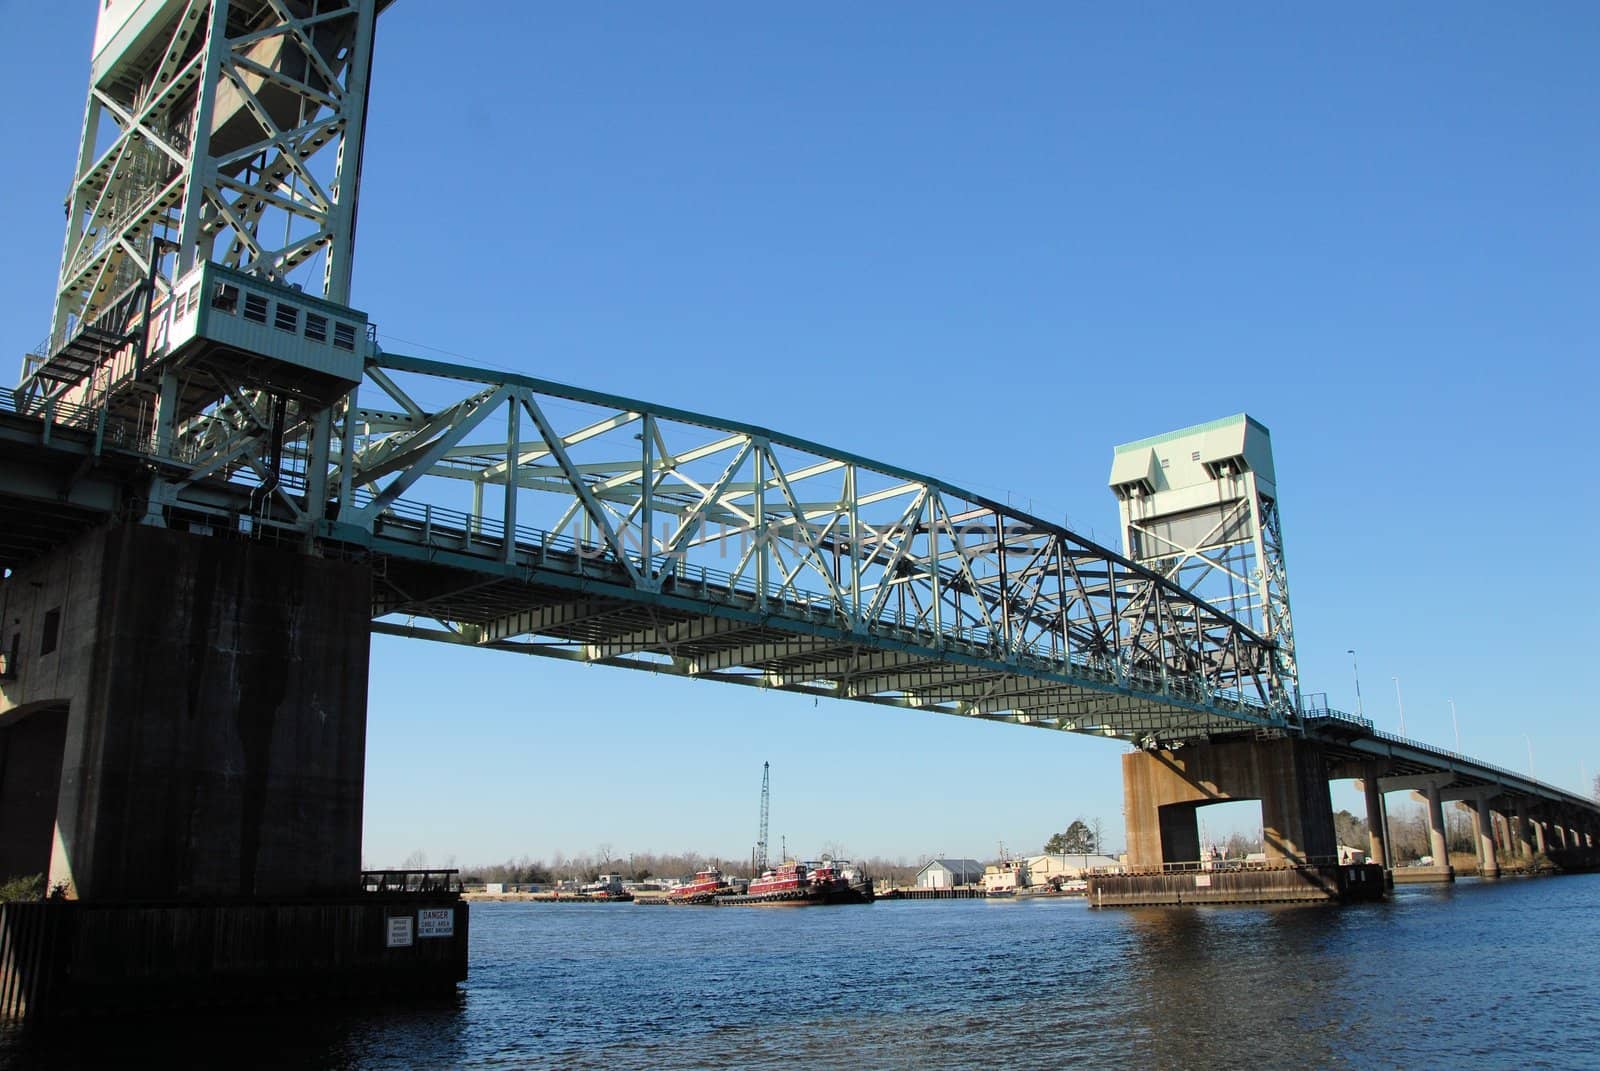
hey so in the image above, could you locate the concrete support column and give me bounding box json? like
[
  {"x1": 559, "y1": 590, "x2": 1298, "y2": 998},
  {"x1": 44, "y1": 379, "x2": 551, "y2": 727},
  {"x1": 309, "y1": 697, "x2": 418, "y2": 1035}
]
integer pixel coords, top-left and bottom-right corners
[
  {"x1": 1533, "y1": 819, "x2": 1548, "y2": 855},
  {"x1": 1425, "y1": 783, "x2": 1449, "y2": 866},
  {"x1": 1476, "y1": 799, "x2": 1500, "y2": 878},
  {"x1": 1516, "y1": 811, "x2": 1536, "y2": 860},
  {"x1": 1553, "y1": 824, "x2": 1567, "y2": 850},
  {"x1": 1362, "y1": 771, "x2": 1387, "y2": 868}
]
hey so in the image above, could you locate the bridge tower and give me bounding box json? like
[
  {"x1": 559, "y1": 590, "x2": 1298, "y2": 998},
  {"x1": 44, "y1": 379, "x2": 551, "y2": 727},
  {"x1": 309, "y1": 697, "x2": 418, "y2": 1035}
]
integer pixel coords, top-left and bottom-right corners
[
  {"x1": 17, "y1": 0, "x2": 386, "y2": 534},
  {"x1": 0, "y1": 6, "x2": 464, "y2": 1020},
  {"x1": 5, "y1": 0, "x2": 388, "y2": 896},
  {"x1": 1107, "y1": 417, "x2": 1332, "y2": 875},
  {"x1": 1109, "y1": 414, "x2": 1299, "y2": 719}
]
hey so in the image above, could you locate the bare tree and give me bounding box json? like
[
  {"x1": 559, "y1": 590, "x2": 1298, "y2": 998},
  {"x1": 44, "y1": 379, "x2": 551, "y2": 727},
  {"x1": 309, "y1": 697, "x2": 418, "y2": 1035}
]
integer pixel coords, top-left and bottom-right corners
[{"x1": 1332, "y1": 809, "x2": 1369, "y2": 849}]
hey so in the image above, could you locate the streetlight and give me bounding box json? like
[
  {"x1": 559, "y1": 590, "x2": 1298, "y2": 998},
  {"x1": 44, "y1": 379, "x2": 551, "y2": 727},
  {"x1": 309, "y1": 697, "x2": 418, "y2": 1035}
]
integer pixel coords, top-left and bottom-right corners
[
  {"x1": 1447, "y1": 698, "x2": 1460, "y2": 751},
  {"x1": 1347, "y1": 650, "x2": 1364, "y2": 718},
  {"x1": 1392, "y1": 676, "x2": 1406, "y2": 737},
  {"x1": 1524, "y1": 734, "x2": 1535, "y2": 778}
]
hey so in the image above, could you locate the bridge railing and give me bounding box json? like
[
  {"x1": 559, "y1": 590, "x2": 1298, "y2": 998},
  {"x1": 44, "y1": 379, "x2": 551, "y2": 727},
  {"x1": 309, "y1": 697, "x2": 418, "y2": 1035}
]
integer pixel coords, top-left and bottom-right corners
[
  {"x1": 1298, "y1": 708, "x2": 1595, "y2": 807},
  {"x1": 1362, "y1": 726, "x2": 1558, "y2": 794},
  {"x1": 360, "y1": 869, "x2": 461, "y2": 895},
  {"x1": 1300, "y1": 706, "x2": 1374, "y2": 732}
]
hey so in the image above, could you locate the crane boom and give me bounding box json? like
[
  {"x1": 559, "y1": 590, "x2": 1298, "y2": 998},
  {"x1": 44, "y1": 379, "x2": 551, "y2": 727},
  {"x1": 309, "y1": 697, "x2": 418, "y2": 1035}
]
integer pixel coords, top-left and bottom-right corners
[{"x1": 756, "y1": 762, "x2": 770, "y2": 871}]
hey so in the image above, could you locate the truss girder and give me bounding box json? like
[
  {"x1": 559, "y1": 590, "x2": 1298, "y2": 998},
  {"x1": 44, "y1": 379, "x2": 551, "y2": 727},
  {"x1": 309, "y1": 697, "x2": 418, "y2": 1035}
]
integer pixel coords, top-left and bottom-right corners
[{"x1": 304, "y1": 350, "x2": 1294, "y2": 743}]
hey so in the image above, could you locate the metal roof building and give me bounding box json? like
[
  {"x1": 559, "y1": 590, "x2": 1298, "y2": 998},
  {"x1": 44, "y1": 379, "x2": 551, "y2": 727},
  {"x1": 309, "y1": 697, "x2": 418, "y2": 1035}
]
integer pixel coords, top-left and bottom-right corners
[{"x1": 915, "y1": 858, "x2": 985, "y2": 889}]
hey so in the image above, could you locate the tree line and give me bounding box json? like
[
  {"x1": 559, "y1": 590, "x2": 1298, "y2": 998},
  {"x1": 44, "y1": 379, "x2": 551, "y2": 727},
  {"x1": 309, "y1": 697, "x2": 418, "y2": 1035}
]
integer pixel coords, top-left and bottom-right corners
[{"x1": 394, "y1": 849, "x2": 927, "y2": 887}]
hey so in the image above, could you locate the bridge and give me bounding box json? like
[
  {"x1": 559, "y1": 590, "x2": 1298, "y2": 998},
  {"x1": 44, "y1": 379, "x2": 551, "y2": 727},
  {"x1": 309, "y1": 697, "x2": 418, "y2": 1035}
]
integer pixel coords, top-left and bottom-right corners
[{"x1": 1, "y1": 0, "x2": 1596, "y2": 1017}]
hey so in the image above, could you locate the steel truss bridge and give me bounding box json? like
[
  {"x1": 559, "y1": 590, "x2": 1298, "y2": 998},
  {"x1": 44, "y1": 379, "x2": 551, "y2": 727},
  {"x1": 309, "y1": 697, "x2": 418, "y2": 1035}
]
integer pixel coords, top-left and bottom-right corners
[
  {"x1": 5, "y1": 345, "x2": 1301, "y2": 746},
  {"x1": 2, "y1": 0, "x2": 1592, "y2": 853},
  {"x1": 4, "y1": 346, "x2": 1598, "y2": 814}
]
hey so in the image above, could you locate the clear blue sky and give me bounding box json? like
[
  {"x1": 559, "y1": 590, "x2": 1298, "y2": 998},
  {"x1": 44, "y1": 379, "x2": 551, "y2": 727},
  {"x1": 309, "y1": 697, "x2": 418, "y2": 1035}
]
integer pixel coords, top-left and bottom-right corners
[{"x1": 2, "y1": 3, "x2": 1595, "y2": 868}]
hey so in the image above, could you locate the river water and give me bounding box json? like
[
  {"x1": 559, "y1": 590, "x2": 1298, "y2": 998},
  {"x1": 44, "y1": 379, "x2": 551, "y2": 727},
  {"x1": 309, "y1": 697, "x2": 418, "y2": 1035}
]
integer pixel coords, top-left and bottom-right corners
[{"x1": 4, "y1": 874, "x2": 1597, "y2": 1070}]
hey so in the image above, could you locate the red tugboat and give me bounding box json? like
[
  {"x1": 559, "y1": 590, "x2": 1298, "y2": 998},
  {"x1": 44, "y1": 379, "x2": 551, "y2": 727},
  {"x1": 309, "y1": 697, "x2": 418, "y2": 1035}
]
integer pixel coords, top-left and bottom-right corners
[
  {"x1": 716, "y1": 859, "x2": 874, "y2": 907},
  {"x1": 668, "y1": 867, "x2": 738, "y2": 905}
]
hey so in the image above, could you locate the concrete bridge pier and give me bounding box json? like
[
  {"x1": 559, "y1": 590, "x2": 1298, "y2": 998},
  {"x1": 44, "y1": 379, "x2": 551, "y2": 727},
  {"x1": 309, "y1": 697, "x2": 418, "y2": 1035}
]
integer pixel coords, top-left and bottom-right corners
[
  {"x1": 1091, "y1": 736, "x2": 1387, "y2": 906},
  {"x1": 1445, "y1": 788, "x2": 1505, "y2": 878},
  {"x1": 1, "y1": 523, "x2": 371, "y2": 900},
  {"x1": 1121, "y1": 737, "x2": 1338, "y2": 868},
  {"x1": 1361, "y1": 767, "x2": 1388, "y2": 869},
  {"x1": 1475, "y1": 798, "x2": 1501, "y2": 879},
  {"x1": 1375, "y1": 774, "x2": 1454, "y2": 883},
  {"x1": 0, "y1": 521, "x2": 466, "y2": 1019},
  {"x1": 1516, "y1": 810, "x2": 1537, "y2": 860},
  {"x1": 1425, "y1": 783, "x2": 1450, "y2": 868}
]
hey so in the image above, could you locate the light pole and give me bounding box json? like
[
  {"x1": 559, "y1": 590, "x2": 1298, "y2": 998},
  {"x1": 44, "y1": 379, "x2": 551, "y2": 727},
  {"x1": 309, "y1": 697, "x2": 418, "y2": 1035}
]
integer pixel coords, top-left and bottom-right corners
[
  {"x1": 1347, "y1": 650, "x2": 1364, "y2": 718},
  {"x1": 1447, "y1": 698, "x2": 1460, "y2": 751},
  {"x1": 1524, "y1": 734, "x2": 1535, "y2": 778},
  {"x1": 1392, "y1": 676, "x2": 1406, "y2": 738}
]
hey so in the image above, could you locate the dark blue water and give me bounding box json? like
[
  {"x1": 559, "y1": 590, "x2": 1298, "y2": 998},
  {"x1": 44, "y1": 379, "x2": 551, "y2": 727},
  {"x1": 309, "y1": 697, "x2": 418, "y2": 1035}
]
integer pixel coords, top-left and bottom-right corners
[{"x1": 5, "y1": 874, "x2": 1597, "y2": 1069}]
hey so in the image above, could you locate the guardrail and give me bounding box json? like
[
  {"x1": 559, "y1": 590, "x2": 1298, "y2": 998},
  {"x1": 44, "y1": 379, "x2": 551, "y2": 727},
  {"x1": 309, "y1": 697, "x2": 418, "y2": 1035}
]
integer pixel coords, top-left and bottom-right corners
[{"x1": 1302, "y1": 707, "x2": 1375, "y2": 732}]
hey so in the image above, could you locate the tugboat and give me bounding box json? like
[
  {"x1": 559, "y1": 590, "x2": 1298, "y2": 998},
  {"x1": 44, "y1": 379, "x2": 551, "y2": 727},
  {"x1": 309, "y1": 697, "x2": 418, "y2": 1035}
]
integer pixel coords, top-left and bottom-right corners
[
  {"x1": 716, "y1": 859, "x2": 874, "y2": 907},
  {"x1": 668, "y1": 867, "x2": 737, "y2": 905}
]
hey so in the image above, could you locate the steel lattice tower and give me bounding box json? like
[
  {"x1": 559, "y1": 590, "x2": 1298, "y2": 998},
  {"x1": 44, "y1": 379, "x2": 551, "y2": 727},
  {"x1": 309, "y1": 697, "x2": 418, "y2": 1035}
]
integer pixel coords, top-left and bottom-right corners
[
  {"x1": 1109, "y1": 414, "x2": 1300, "y2": 721},
  {"x1": 18, "y1": 0, "x2": 391, "y2": 533}
]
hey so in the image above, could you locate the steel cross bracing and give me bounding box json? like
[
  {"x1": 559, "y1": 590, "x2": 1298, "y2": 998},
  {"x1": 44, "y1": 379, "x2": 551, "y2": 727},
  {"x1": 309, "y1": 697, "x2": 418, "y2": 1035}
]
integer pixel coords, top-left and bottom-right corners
[
  {"x1": 1121, "y1": 467, "x2": 1300, "y2": 714},
  {"x1": 284, "y1": 351, "x2": 1293, "y2": 744}
]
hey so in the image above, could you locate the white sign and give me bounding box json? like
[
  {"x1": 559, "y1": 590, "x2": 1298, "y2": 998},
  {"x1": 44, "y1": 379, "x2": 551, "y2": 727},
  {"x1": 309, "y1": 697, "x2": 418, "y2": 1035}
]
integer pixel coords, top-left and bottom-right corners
[
  {"x1": 418, "y1": 907, "x2": 455, "y2": 939},
  {"x1": 386, "y1": 915, "x2": 414, "y2": 948},
  {"x1": 1193, "y1": 874, "x2": 1212, "y2": 888}
]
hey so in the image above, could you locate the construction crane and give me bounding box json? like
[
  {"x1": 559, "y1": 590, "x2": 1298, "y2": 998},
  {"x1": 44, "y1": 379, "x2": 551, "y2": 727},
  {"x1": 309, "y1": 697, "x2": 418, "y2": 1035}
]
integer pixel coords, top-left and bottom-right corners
[{"x1": 755, "y1": 762, "x2": 771, "y2": 872}]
